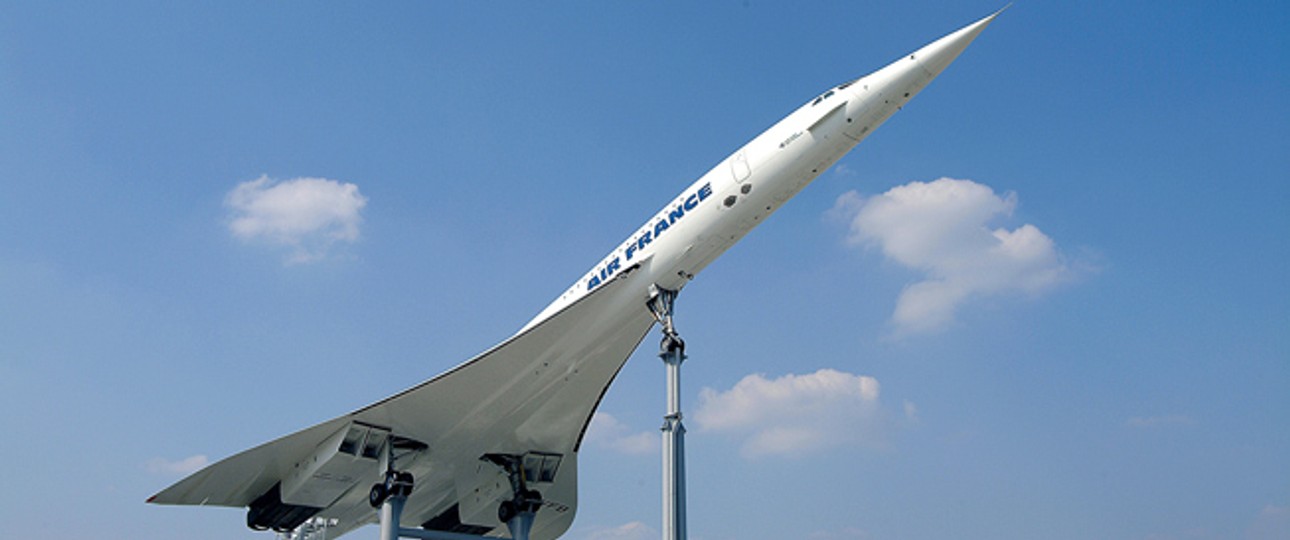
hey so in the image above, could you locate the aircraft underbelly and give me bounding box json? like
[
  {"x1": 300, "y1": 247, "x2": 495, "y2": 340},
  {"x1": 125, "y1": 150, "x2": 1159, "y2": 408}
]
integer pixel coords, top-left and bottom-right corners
[{"x1": 151, "y1": 271, "x2": 658, "y2": 539}]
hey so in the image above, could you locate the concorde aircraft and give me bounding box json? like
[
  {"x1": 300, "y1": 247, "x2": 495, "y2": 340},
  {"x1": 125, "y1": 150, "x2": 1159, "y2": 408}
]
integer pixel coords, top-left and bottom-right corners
[{"x1": 150, "y1": 10, "x2": 1002, "y2": 540}]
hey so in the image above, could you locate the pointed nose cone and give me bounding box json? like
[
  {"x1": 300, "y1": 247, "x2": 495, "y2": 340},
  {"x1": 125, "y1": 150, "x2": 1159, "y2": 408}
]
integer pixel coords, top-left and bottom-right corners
[{"x1": 912, "y1": 7, "x2": 1006, "y2": 79}]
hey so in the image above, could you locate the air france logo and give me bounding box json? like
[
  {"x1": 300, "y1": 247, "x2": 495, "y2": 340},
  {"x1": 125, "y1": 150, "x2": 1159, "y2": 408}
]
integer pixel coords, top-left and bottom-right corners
[{"x1": 587, "y1": 183, "x2": 714, "y2": 291}]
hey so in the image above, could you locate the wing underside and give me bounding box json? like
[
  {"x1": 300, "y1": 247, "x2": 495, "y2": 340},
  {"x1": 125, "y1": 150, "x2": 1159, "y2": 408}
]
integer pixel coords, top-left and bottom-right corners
[{"x1": 150, "y1": 270, "x2": 659, "y2": 539}]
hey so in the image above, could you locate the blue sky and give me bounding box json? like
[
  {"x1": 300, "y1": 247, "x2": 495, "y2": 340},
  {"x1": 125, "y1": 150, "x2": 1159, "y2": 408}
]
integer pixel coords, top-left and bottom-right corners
[{"x1": 2, "y1": 2, "x2": 1287, "y2": 539}]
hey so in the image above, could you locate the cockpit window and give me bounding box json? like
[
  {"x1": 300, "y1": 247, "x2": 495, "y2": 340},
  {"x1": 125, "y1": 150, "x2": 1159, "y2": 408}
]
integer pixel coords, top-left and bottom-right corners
[{"x1": 811, "y1": 90, "x2": 837, "y2": 107}]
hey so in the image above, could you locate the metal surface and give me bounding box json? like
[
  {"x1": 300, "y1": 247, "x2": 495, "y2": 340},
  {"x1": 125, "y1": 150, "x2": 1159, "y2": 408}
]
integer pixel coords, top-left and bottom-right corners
[{"x1": 648, "y1": 286, "x2": 688, "y2": 540}]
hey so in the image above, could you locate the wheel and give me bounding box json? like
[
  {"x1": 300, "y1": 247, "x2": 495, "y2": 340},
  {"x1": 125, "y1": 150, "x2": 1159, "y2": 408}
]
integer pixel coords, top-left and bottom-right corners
[
  {"x1": 369, "y1": 483, "x2": 388, "y2": 508},
  {"x1": 498, "y1": 500, "x2": 517, "y2": 523},
  {"x1": 522, "y1": 489, "x2": 544, "y2": 512}
]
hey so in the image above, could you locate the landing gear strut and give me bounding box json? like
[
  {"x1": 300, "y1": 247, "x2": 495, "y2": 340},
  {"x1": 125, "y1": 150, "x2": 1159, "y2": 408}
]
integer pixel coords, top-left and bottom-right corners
[
  {"x1": 368, "y1": 446, "x2": 545, "y2": 540},
  {"x1": 373, "y1": 440, "x2": 417, "y2": 540},
  {"x1": 369, "y1": 470, "x2": 414, "y2": 509},
  {"x1": 482, "y1": 453, "x2": 544, "y2": 540}
]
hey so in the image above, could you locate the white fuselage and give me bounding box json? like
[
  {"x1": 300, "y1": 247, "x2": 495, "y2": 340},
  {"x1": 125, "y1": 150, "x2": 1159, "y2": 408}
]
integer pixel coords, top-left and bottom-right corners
[{"x1": 521, "y1": 15, "x2": 991, "y2": 333}]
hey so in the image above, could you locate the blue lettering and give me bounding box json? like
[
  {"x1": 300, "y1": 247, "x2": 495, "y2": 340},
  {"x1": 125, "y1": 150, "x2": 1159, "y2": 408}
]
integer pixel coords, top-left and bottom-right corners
[
  {"x1": 588, "y1": 183, "x2": 714, "y2": 290},
  {"x1": 589, "y1": 256, "x2": 624, "y2": 290},
  {"x1": 668, "y1": 205, "x2": 685, "y2": 224},
  {"x1": 654, "y1": 219, "x2": 669, "y2": 237}
]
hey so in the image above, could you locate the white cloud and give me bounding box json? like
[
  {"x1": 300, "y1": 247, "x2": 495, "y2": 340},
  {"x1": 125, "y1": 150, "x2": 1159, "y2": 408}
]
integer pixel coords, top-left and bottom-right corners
[
  {"x1": 1249, "y1": 504, "x2": 1290, "y2": 540},
  {"x1": 577, "y1": 521, "x2": 657, "y2": 540},
  {"x1": 832, "y1": 178, "x2": 1080, "y2": 335},
  {"x1": 903, "y1": 400, "x2": 920, "y2": 423},
  {"x1": 584, "y1": 412, "x2": 657, "y2": 455},
  {"x1": 831, "y1": 162, "x2": 861, "y2": 179},
  {"x1": 1126, "y1": 415, "x2": 1194, "y2": 428},
  {"x1": 693, "y1": 369, "x2": 883, "y2": 458},
  {"x1": 225, "y1": 175, "x2": 368, "y2": 264},
  {"x1": 146, "y1": 454, "x2": 209, "y2": 475}
]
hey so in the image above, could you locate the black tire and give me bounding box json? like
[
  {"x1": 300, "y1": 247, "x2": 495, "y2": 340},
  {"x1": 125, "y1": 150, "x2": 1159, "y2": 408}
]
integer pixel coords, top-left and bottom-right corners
[
  {"x1": 498, "y1": 500, "x2": 517, "y2": 523},
  {"x1": 369, "y1": 483, "x2": 388, "y2": 508}
]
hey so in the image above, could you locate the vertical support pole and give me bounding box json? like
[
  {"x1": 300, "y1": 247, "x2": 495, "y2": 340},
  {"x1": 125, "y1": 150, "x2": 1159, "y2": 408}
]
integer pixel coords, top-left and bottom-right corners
[
  {"x1": 378, "y1": 437, "x2": 401, "y2": 540},
  {"x1": 379, "y1": 492, "x2": 405, "y2": 540},
  {"x1": 661, "y1": 352, "x2": 687, "y2": 540},
  {"x1": 505, "y1": 511, "x2": 534, "y2": 540},
  {"x1": 648, "y1": 285, "x2": 687, "y2": 540}
]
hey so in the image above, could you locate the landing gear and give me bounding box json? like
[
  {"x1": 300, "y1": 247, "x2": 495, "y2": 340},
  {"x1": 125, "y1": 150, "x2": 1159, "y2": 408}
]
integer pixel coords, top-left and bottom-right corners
[
  {"x1": 482, "y1": 453, "x2": 544, "y2": 540},
  {"x1": 648, "y1": 285, "x2": 685, "y2": 357},
  {"x1": 369, "y1": 470, "x2": 415, "y2": 509},
  {"x1": 373, "y1": 440, "x2": 416, "y2": 540},
  {"x1": 495, "y1": 490, "x2": 540, "y2": 524},
  {"x1": 368, "y1": 448, "x2": 547, "y2": 540}
]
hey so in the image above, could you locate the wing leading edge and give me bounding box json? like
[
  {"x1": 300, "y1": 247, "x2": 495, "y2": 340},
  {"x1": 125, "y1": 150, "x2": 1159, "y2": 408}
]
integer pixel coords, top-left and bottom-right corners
[{"x1": 149, "y1": 266, "x2": 660, "y2": 539}]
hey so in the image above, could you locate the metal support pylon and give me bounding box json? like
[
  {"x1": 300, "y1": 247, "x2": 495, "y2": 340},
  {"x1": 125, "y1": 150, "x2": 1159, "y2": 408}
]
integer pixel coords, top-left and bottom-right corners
[{"x1": 647, "y1": 285, "x2": 687, "y2": 540}]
